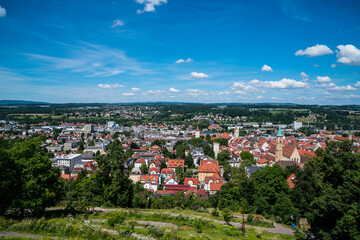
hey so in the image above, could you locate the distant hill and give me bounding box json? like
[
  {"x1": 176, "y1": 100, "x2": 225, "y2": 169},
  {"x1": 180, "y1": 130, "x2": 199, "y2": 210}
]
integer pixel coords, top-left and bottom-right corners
[{"x1": 0, "y1": 100, "x2": 49, "y2": 105}]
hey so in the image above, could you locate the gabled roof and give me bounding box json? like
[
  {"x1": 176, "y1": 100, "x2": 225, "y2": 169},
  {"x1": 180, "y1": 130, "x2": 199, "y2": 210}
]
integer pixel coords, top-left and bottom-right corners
[
  {"x1": 184, "y1": 177, "x2": 198, "y2": 185},
  {"x1": 210, "y1": 182, "x2": 224, "y2": 191},
  {"x1": 287, "y1": 173, "x2": 296, "y2": 189}
]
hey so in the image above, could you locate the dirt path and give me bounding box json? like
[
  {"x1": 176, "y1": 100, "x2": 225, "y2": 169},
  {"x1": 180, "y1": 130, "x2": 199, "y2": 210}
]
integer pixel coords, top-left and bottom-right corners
[
  {"x1": 0, "y1": 231, "x2": 70, "y2": 239},
  {"x1": 213, "y1": 220, "x2": 294, "y2": 235}
]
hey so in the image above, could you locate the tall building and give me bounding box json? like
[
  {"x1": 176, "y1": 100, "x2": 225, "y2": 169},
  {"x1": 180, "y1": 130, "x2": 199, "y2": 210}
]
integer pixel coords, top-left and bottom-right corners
[
  {"x1": 195, "y1": 126, "x2": 200, "y2": 138},
  {"x1": 213, "y1": 142, "x2": 220, "y2": 158},
  {"x1": 84, "y1": 124, "x2": 94, "y2": 133},
  {"x1": 107, "y1": 121, "x2": 116, "y2": 128},
  {"x1": 234, "y1": 127, "x2": 239, "y2": 139},
  {"x1": 293, "y1": 121, "x2": 303, "y2": 130},
  {"x1": 275, "y1": 126, "x2": 283, "y2": 162}
]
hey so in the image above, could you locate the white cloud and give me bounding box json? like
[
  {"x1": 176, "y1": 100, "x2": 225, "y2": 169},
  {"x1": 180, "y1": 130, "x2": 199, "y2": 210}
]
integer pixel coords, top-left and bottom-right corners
[
  {"x1": 300, "y1": 72, "x2": 309, "y2": 81},
  {"x1": 111, "y1": 20, "x2": 125, "y2": 28},
  {"x1": 319, "y1": 83, "x2": 357, "y2": 91},
  {"x1": 136, "y1": 0, "x2": 167, "y2": 13},
  {"x1": 336, "y1": 44, "x2": 360, "y2": 66},
  {"x1": 169, "y1": 87, "x2": 180, "y2": 93},
  {"x1": 261, "y1": 64, "x2": 273, "y2": 72},
  {"x1": 316, "y1": 76, "x2": 331, "y2": 83},
  {"x1": 295, "y1": 44, "x2": 333, "y2": 57},
  {"x1": 190, "y1": 72, "x2": 208, "y2": 79},
  {"x1": 313, "y1": 64, "x2": 319, "y2": 67},
  {"x1": 175, "y1": 58, "x2": 193, "y2": 64},
  {"x1": 145, "y1": 90, "x2": 164, "y2": 95},
  {"x1": 331, "y1": 64, "x2": 336, "y2": 68},
  {"x1": 186, "y1": 89, "x2": 207, "y2": 96},
  {"x1": 131, "y1": 87, "x2": 140, "y2": 92},
  {"x1": 98, "y1": 84, "x2": 124, "y2": 89},
  {"x1": 230, "y1": 82, "x2": 258, "y2": 93},
  {"x1": 0, "y1": 6, "x2": 5, "y2": 17},
  {"x1": 122, "y1": 92, "x2": 135, "y2": 96},
  {"x1": 256, "y1": 96, "x2": 264, "y2": 99},
  {"x1": 298, "y1": 96, "x2": 316, "y2": 100},
  {"x1": 249, "y1": 78, "x2": 309, "y2": 89},
  {"x1": 354, "y1": 81, "x2": 360, "y2": 87},
  {"x1": 271, "y1": 97, "x2": 283, "y2": 100}
]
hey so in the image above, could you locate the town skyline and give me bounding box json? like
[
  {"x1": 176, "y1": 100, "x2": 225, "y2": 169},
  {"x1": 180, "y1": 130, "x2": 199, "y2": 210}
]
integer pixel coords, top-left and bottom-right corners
[{"x1": 1, "y1": 0, "x2": 360, "y2": 104}]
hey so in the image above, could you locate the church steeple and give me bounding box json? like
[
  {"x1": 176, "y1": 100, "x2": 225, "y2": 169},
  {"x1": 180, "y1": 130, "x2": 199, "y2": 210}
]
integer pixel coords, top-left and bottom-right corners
[{"x1": 277, "y1": 125, "x2": 283, "y2": 137}]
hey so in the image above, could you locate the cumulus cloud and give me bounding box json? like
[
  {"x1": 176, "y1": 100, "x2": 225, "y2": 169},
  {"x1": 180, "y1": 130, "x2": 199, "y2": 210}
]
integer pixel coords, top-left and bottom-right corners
[
  {"x1": 256, "y1": 96, "x2": 264, "y2": 99},
  {"x1": 190, "y1": 72, "x2": 208, "y2": 79},
  {"x1": 186, "y1": 89, "x2": 207, "y2": 96},
  {"x1": 313, "y1": 64, "x2": 319, "y2": 67},
  {"x1": 295, "y1": 44, "x2": 333, "y2": 57},
  {"x1": 136, "y1": 0, "x2": 167, "y2": 13},
  {"x1": 261, "y1": 64, "x2": 273, "y2": 72},
  {"x1": 230, "y1": 82, "x2": 258, "y2": 94},
  {"x1": 319, "y1": 83, "x2": 357, "y2": 91},
  {"x1": 249, "y1": 78, "x2": 309, "y2": 89},
  {"x1": 355, "y1": 81, "x2": 360, "y2": 87},
  {"x1": 175, "y1": 58, "x2": 193, "y2": 64},
  {"x1": 300, "y1": 72, "x2": 309, "y2": 81},
  {"x1": 131, "y1": 87, "x2": 140, "y2": 92},
  {"x1": 111, "y1": 20, "x2": 125, "y2": 28},
  {"x1": 98, "y1": 84, "x2": 124, "y2": 89},
  {"x1": 316, "y1": 76, "x2": 331, "y2": 83},
  {"x1": 169, "y1": 87, "x2": 180, "y2": 92},
  {"x1": 331, "y1": 64, "x2": 336, "y2": 68},
  {"x1": 336, "y1": 44, "x2": 360, "y2": 66},
  {"x1": 122, "y1": 92, "x2": 135, "y2": 96},
  {"x1": 0, "y1": 6, "x2": 5, "y2": 17}
]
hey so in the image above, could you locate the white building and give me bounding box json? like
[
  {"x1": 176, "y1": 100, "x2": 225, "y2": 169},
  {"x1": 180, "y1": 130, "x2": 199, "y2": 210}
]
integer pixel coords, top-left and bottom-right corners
[
  {"x1": 53, "y1": 153, "x2": 82, "y2": 169},
  {"x1": 293, "y1": 121, "x2": 303, "y2": 130}
]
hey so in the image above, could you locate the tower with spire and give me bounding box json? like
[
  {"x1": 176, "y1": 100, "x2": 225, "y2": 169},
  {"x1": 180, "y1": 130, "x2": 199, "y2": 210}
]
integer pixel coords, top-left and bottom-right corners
[
  {"x1": 195, "y1": 126, "x2": 200, "y2": 138},
  {"x1": 275, "y1": 126, "x2": 283, "y2": 163},
  {"x1": 234, "y1": 127, "x2": 239, "y2": 139}
]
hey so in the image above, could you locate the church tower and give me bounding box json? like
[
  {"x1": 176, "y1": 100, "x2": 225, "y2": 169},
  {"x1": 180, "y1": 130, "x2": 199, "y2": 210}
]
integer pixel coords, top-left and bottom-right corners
[
  {"x1": 275, "y1": 126, "x2": 283, "y2": 162},
  {"x1": 195, "y1": 126, "x2": 200, "y2": 138}
]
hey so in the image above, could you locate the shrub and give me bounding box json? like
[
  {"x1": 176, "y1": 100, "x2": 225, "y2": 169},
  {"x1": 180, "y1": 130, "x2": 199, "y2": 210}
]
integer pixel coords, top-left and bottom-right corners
[
  {"x1": 211, "y1": 209, "x2": 219, "y2": 217},
  {"x1": 192, "y1": 218, "x2": 203, "y2": 233},
  {"x1": 147, "y1": 225, "x2": 164, "y2": 238},
  {"x1": 107, "y1": 212, "x2": 126, "y2": 227},
  {"x1": 247, "y1": 213, "x2": 254, "y2": 223},
  {"x1": 222, "y1": 209, "x2": 232, "y2": 225}
]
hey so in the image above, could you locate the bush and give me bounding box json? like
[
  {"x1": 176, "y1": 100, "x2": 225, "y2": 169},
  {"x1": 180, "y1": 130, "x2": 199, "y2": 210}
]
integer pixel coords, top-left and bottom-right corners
[
  {"x1": 147, "y1": 225, "x2": 164, "y2": 238},
  {"x1": 247, "y1": 213, "x2": 254, "y2": 223},
  {"x1": 192, "y1": 218, "x2": 203, "y2": 233},
  {"x1": 211, "y1": 209, "x2": 219, "y2": 217},
  {"x1": 222, "y1": 209, "x2": 232, "y2": 225},
  {"x1": 107, "y1": 212, "x2": 126, "y2": 227}
]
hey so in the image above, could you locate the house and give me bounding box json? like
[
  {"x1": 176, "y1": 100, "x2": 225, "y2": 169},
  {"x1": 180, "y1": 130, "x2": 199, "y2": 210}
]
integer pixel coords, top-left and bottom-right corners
[
  {"x1": 287, "y1": 173, "x2": 296, "y2": 189},
  {"x1": 150, "y1": 145, "x2": 161, "y2": 153},
  {"x1": 204, "y1": 172, "x2": 223, "y2": 192},
  {"x1": 149, "y1": 159, "x2": 162, "y2": 169},
  {"x1": 184, "y1": 177, "x2": 198, "y2": 188},
  {"x1": 160, "y1": 168, "x2": 174, "y2": 182},
  {"x1": 134, "y1": 158, "x2": 147, "y2": 168},
  {"x1": 209, "y1": 182, "x2": 224, "y2": 195},
  {"x1": 130, "y1": 167, "x2": 143, "y2": 183},
  {"x1": 139, "y1": 175, "x2": 159, "y2": 192},
  {"x1": 163, "y1": 184, "x2": 196, "y2": 192},
  {"x1": 149, "y1": 167, "x2": 160, "y2": 175},
  {"x1": 168, "y1": 159, "x2": 185, "y2": 170},
  {"x1": 165, "y1": 175, "x2": 178, "y2": 185},
  {"x1": 198, "y1": 159, "x2": 221, "y2": 183}
]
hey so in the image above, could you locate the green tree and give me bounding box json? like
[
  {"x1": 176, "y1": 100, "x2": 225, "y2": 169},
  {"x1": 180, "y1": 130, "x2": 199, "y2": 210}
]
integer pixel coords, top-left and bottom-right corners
[
  {"x1": 141, "y1": 163, "x2": 148, "y2": 174},
  {"x1": 185, "y1": 154, "x2": 194, "y2": 168}
]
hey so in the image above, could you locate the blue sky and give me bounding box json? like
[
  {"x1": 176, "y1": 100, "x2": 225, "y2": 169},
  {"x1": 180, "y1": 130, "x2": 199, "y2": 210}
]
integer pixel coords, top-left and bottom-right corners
[{"x1": 0, "y1": 0, "x2": 360, "y2": 104}]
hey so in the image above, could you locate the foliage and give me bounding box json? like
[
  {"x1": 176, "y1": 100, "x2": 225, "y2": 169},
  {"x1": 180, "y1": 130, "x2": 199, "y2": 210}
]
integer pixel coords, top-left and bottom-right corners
[
  {"x1": 107, "y1": 211, "x2": 126, "y2": 227},
  {"x1": 0, "y1": 137, "x2": 62, "y2": 217},
  {"x1": 222, "y1": 209, "x2": 232, "y2": 225}
]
